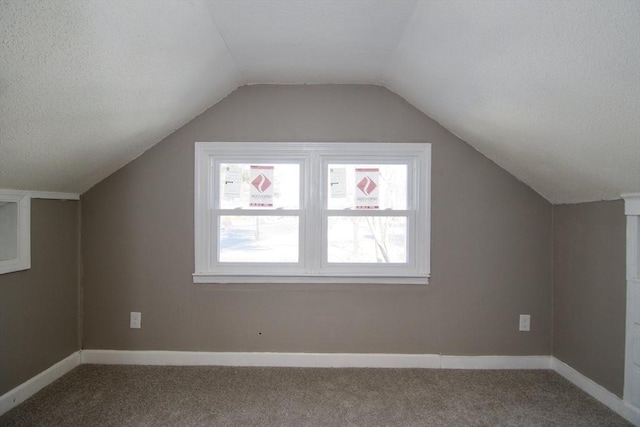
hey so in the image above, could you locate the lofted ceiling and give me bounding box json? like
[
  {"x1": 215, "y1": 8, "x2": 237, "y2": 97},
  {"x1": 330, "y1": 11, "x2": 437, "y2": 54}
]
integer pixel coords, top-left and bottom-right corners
[{"x1": 0, "y1": 0, "x2": 638, "y2": 203}]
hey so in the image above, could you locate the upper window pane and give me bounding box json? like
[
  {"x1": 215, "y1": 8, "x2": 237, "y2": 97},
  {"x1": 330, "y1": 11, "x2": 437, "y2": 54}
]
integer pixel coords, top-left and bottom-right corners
[
  {"x1": 327, "y1": 164, "x2": 407, "y2": 210},
  {"x1": 219, "y1": 163, "x2": 300, "y2": 209}
]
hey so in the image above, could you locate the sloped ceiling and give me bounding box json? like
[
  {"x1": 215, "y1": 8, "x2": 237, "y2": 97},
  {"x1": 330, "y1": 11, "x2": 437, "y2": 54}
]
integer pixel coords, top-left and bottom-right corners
[{"x1": 1, "y1": 0, "x2": 638, "y2": 203}]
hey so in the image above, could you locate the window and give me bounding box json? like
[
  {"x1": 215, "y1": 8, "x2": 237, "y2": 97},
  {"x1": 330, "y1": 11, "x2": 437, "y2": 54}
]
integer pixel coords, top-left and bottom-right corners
[
  {"x1": 0, "y1": 190, "x2": 31, "y2": 275},
  {"x1": 194, "y1": 142, "x2": 431, "y2": 284}
]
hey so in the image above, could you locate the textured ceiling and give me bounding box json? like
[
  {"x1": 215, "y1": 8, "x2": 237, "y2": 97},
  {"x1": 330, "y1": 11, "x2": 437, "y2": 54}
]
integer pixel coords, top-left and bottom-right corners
[
  {"x1": 0, "y1": 0, "x2": 240, "y2": 194},
  {"x1": 388, "y1": 0, "x2": 640, "y2": 203},
  {"x1": 1, "y1": 0, "x2": 638, "y2": 203}
]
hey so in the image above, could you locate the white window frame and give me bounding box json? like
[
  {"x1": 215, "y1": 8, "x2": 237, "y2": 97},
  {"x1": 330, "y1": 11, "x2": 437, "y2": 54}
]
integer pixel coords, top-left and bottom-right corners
[
  {"x1": 194, "y1": 142, "x2": 431, "y2": 284},
  {"x1": 0, "y1": 190, "x2": 31, "y2": 275}
]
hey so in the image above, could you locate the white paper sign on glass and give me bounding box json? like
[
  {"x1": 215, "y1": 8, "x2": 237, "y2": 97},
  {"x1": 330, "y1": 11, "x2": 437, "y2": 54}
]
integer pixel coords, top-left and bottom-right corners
[
  {"x1": 249, "y1": 165, "x2": 275, "y2": 207},
  {"x1": 355, "y1": 168, "x2": 379, "y2": 209},
  {"x1": 329, "y1": 167, "x2": 346, "y2": 198},
  {"x1": 223, "y1": 165, "x2": 242, "y2": 197}
]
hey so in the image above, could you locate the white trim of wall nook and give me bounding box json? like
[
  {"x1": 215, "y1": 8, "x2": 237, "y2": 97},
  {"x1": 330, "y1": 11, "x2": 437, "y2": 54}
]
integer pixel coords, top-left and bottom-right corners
[
  {"x1": 0, "y1": 188, "x2": 79, "y2": 276},
  {"x1": 0, "y1": 351, "x2": 81, "y2": 416},
  {"x1": 2, "y1": 351, "x2": 638, "y2": 424},
  {"x1": 0, "y1": 190, "x2": 31, "y2": 275},
  {"x1": 622, "y1": 192, "x2": 640, "y2": 420},
  {"x1": 0, "y1": 189, "x2": 80, "y2": 200},
  {"x1": 622, "y1": 193, "x2": 640, "y2": 216}
]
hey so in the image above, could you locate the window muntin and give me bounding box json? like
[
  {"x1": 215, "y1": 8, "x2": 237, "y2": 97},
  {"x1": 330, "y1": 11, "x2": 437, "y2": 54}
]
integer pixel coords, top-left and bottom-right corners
[{"x1": 194, "y1": 142, "x2": 430, "y2": 284}]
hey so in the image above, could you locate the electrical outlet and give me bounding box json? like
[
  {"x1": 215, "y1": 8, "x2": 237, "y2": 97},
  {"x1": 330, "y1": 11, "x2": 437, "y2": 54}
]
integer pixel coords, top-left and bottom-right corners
[
  {"x1": 519, "y1": 314, "x2": 530, "y2": 332},
  {"x1": 130, "y1": 312, "x2": 141, "y2": 329}
]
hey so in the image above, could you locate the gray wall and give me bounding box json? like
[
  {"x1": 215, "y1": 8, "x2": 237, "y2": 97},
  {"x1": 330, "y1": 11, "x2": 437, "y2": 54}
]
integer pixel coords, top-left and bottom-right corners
[
  {"x1": 0, "y1": 199, "x2": 80, "y2": 395},
  {"x1": 553, "y1": 200, "x2": 627, "y2": 397},
  {"x1": 82, "y1": 85, "x2": 553, "y2": 355}
]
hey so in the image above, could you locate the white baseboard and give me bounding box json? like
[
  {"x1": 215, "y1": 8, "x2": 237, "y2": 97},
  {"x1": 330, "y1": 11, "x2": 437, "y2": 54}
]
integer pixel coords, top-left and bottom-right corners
[
  {"x1": 81, "y1": 350, "x2": 443, "y2": 369},
  {"x1": 0, "y1": 351, "x2": 81, "y2": 416},
  {"x1": 441, "y1": 355, "x2": 552, "y2": 370},
  {"x1": 552, "y1": 357, "x2": 640, "y2": 426},
  {"x1": 81, "y1": 350, "x2": 554, "y2": 370}
]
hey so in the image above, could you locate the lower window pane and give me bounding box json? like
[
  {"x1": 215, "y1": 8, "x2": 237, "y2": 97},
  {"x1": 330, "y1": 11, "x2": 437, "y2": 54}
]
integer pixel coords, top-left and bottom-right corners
[
  {"x1": 327, "y1": 216, "x2": 407, "y2": 263},
  {"x1": 219, "y1": 216, "x2": 299, "y2": 263}
]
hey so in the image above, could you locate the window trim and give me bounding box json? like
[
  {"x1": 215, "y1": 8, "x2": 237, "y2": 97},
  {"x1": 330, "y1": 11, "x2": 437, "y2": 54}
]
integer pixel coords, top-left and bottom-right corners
[
  {"x1": 194, "y1": 142, "x2": 431, "y2": 285},
  {"x1": 0, "y1": 190, "x2": 31, "y2": 275}
]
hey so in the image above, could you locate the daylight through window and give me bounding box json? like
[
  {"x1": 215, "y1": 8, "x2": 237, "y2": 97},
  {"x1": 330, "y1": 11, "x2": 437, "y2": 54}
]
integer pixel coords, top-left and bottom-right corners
[{"x1": 194, "y1": 142, "x2": 431, "y2": 284}]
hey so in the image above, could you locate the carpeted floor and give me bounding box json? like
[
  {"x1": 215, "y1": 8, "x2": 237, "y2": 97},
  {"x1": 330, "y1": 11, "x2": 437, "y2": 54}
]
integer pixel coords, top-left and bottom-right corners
[{"x1": 0, "y1": 365, "x2": 631, "y2": 426}]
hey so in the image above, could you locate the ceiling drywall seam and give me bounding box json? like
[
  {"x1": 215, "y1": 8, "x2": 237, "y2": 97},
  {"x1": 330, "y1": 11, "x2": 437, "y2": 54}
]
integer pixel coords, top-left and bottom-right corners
[{"x1": 197, "y1": 0, "x2": 248, "y2": 85}]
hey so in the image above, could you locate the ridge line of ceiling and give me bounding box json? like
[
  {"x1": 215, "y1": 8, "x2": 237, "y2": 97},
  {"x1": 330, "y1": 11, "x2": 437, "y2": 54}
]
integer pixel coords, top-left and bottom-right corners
[
  {"x1": 379, "y1": 0, "x2": 422, "y2": 86},
  {"x1": 196, "y1": 0, "x2": 248, "y2": 86}
]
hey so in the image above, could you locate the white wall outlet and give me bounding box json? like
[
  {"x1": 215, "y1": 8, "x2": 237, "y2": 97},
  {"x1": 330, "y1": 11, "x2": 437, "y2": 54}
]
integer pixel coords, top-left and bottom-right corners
[
  {"x1": 130, "y1": 312, "x2": 141, "y2": 329},
  {"x1": 519, "y1": 314, "x2": 531, "y2": 332}
]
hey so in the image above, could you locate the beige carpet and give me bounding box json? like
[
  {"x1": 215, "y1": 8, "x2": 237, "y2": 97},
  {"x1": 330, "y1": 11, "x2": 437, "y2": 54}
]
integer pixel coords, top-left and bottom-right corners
[{"x1": 0, "y1": 365, "x2": 630, "y2": 426}]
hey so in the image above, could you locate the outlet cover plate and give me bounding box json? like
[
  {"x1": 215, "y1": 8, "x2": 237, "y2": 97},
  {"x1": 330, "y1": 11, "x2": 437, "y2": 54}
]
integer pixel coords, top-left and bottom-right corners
[{"x1": 130, "y1": 312, "x2": 141, "y2": 329}]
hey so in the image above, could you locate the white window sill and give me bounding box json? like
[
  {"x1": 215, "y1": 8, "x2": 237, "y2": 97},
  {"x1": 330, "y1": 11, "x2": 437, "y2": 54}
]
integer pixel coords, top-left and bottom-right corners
[{"x1": 193, "y1": 273, "x2": 429, "y2": 285}]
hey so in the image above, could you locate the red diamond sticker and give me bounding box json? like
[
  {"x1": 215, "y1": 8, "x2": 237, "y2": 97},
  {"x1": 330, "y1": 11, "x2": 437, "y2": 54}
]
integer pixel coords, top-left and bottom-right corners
[
  {"x1": 251, "y1": 173, "x2": 272, "y2": 193},
  {"x1": 357, "y1": 176, "x2": 377, "y2": 195}
]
